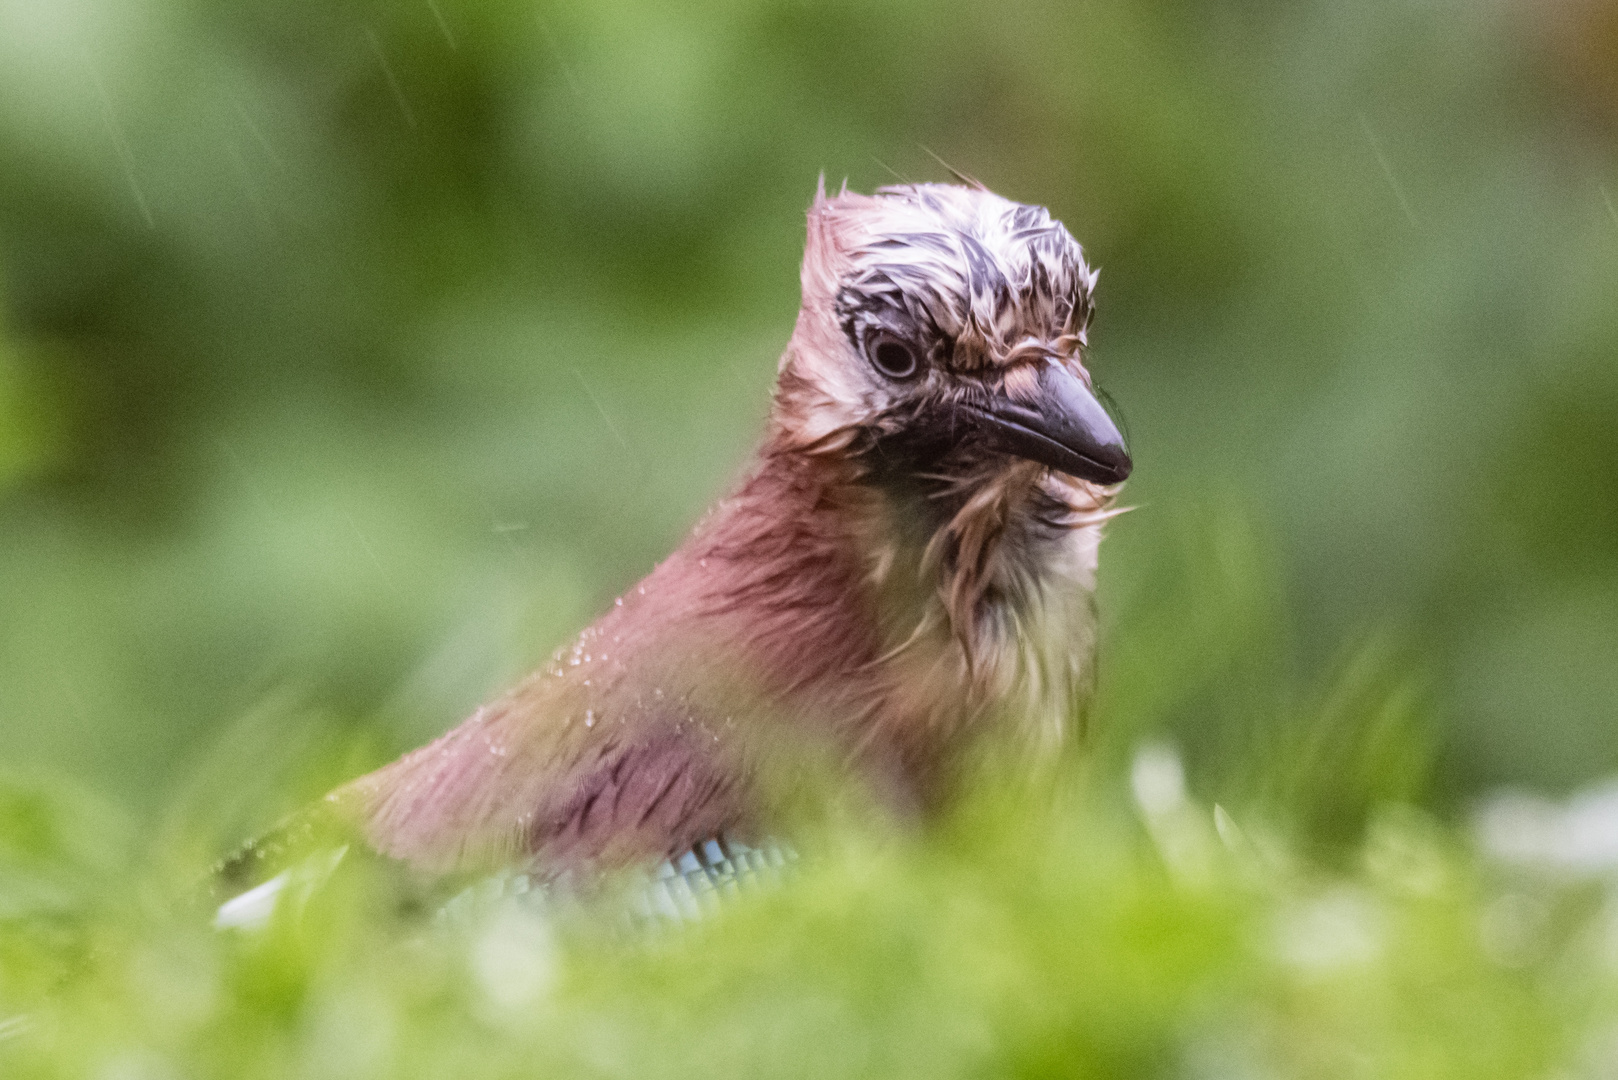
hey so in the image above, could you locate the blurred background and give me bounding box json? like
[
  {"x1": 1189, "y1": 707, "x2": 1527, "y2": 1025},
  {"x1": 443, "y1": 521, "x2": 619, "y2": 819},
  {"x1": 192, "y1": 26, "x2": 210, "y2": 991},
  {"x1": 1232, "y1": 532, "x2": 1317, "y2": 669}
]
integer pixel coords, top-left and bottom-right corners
[{"x1": 0, "y1": 0, "x2": 1615, "y2": 852}]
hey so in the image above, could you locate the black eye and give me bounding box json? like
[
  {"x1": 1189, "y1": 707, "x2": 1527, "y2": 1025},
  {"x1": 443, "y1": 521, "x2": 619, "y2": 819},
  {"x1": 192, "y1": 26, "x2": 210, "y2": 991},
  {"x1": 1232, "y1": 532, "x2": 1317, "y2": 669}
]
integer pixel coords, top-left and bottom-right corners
[{"x1": 868, "y1": 332, "x2": 920, "y2": 379}]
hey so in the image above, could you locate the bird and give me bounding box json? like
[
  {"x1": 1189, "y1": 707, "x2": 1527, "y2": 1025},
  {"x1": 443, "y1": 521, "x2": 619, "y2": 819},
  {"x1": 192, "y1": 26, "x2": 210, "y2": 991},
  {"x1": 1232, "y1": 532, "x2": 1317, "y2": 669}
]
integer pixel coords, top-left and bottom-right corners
[{"x1": 229, "y1": 180, "x2": 1132, "y2": 904}]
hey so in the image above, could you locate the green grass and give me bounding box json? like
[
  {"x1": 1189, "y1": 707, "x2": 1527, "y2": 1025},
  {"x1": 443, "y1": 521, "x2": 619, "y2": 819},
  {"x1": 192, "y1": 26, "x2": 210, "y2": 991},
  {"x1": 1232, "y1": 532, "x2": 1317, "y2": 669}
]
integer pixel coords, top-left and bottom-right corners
[{"x1": 0, "y1": 739, "x2": 1610, "y2": 1080}]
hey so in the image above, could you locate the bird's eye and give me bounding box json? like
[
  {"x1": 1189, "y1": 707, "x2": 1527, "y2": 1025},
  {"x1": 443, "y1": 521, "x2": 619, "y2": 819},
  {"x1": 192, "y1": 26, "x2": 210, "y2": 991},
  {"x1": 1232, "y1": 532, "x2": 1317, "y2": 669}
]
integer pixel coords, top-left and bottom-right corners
[{"x1": 867, "y1": 332, "x2": 920, "y2": 379}]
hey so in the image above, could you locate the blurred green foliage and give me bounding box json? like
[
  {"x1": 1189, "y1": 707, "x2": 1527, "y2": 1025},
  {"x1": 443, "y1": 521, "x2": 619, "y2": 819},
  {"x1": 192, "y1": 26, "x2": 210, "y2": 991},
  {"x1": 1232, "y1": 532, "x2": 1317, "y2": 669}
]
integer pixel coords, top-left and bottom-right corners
[
  {"x1": 1, "y1": 0, "x2": 1615, "y2": 812},
  {"x1": 5, "y1": 762, "x2": 1617, "y2": 1079},
  {"x1": 1, "y1": 0, "x2": 1617, "y2": 1072}
]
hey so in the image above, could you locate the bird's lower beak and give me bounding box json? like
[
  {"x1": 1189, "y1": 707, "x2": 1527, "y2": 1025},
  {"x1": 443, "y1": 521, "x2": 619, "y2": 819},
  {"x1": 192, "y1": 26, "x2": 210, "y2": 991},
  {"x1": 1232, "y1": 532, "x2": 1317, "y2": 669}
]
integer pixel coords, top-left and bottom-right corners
[{"x1": 962, "y1": 362, "x2": 1132, "y2": 485}]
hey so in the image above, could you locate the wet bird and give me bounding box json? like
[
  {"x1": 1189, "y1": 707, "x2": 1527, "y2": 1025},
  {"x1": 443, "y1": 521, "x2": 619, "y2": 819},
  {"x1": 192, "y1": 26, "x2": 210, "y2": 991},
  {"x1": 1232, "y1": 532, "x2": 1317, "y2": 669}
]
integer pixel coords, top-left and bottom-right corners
[{"x1": 310, "y1": 182, "x2": 1132, "y2": 889}]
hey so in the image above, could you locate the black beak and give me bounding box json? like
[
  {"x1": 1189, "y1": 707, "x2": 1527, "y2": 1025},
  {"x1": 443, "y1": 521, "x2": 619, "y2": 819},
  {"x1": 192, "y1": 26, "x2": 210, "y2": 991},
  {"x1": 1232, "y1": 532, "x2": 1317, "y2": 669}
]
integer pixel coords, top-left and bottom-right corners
[{"x1": 962, "y1": 363, "x2": 1132, "y2": 485}]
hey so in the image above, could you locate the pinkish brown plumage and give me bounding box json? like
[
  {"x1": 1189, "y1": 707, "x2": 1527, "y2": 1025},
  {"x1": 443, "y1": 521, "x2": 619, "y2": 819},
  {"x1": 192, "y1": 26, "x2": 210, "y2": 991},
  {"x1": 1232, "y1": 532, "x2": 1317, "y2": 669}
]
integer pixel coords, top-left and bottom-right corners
[{"x1": 335, "y1": 181, "x2": 1132, "y2": 879}]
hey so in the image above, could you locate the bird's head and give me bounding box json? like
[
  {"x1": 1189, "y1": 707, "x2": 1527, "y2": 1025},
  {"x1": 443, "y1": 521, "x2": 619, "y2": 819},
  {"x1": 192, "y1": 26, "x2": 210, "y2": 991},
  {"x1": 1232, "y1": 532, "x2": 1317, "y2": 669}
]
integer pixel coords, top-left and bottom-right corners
[{"x1": 774, "y1": 181, "x2": 1130, "y2": 490}]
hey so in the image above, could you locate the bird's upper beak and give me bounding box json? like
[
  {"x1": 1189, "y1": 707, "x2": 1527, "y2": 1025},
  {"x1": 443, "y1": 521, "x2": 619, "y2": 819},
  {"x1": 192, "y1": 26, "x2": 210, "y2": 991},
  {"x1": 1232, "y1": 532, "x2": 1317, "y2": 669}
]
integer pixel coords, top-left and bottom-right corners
[{"x1": 960, "y1": 362, "x2": 1132, "y2": 486}]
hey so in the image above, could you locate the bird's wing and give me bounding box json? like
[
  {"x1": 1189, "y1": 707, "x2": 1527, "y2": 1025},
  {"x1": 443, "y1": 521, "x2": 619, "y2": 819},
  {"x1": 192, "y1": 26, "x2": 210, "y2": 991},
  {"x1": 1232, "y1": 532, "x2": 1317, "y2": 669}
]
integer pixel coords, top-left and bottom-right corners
[{"x1": 339, "y1": 672, "x2": 756, "y2": 878}]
